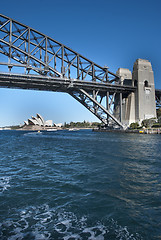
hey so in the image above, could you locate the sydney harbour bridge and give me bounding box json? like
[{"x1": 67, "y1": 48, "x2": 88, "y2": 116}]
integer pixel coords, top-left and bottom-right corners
[{"x1": 0, "y1": 14, "x2": 161, "y2": 129}]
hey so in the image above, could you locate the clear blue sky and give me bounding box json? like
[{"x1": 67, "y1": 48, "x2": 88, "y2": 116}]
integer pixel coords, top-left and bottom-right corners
[{"x1": 0, "y1": 0, "x2": 161, "y2": 126}]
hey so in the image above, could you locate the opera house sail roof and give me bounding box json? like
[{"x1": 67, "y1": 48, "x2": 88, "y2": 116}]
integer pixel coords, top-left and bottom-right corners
[{"x1": 24, "y1": 114, "x2": 53, "y2": 127}]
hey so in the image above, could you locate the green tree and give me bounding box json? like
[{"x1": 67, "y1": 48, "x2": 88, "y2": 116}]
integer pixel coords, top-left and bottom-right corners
[
  {"x1": 130, "y1": 122, "x2": 139, "y2": 129},
  {"x1": 142, "y1": 118, "x2": 156, "y2": 128}
]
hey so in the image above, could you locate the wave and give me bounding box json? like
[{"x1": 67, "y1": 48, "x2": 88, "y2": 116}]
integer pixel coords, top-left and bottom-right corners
[
  {"x1": 23, "y1": 132, "x2": 43, "y2": 137},
  {"x1": 0, "y1": 204, "x2": 142, "y2": 240},
  {"x1": 0, "y1": 176, "x2": 11, "y2": 193}
]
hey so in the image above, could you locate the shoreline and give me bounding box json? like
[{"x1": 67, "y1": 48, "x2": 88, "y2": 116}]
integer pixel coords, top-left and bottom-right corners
[
  {"x1": 0, "y1": 127, "x2": 92, "y2": 131},
  {"x1": 1, "y1": 127, "x2": 161, "y2": 134},
  {"x1": 93, "y1": 128, "x2": 161, "y2": 134}
]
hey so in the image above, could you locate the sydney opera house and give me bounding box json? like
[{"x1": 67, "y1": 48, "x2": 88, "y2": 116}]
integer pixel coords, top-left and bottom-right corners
[{"x1": 23, "y1": 114, "x2": 53, "y2": 129}]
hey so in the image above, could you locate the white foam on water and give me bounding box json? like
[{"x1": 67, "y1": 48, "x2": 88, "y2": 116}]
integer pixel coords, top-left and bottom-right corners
[
  {"x1": 63, "y1": 233, "x2": 80, "y2": 240},
  {"x1": 0, "y1": 176, "x2": 11, "y2": 193},
  {"x1": 82, "y1": 225, "x2": 107, "y2": 240},
  {"x1": 8, "y1": 231, "x2": 24, "y2": 240},
  {"x1": 0, "y1": 204, "x2": 142, "y2": 240},
  {"x1": 23, "y1": 132, "x2": 43, "y2": 139}
]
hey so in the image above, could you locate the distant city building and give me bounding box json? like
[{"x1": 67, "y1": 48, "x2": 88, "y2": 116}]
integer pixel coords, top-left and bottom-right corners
[{"x1": 24, "y1": 114, "x2": 53, "y2": 127}]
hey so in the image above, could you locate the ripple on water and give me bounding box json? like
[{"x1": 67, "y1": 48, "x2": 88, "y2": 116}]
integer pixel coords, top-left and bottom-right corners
[
  {"x1": 0, "y1": 176, "x2": 11, "y2": 193},
  {"x1": 0, "y1": 204, "x2": 142, "y2": 240},
  {"x1": 0, "y1": 130, "x2": 160, "y2": 239}
]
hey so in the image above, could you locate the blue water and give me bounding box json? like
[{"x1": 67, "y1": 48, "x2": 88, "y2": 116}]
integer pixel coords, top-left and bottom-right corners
[{"x1": 0, "y1": 130, "x2": 161, "y2": 240}]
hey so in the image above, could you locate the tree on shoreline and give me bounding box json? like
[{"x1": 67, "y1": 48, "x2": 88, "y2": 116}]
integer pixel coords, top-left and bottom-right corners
[{"x1": 63, "y1": 121, "x2": 101, "y2": 128}]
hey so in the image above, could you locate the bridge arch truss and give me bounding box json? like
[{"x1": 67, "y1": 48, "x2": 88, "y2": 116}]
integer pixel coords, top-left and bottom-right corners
[{"x1": 0, "y1": 14, "x2": 135, "y2": 128}]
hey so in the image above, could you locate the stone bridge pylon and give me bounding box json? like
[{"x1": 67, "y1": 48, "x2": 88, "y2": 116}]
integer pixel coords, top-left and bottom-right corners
[{"x1": 114, "y1": 59, "x2": 157, "y2": 127}]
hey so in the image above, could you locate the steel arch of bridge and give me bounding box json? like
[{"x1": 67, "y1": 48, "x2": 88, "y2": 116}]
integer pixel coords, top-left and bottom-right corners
[{"x1": 0, "y1": 14, "x2": 135, "y2": 128}]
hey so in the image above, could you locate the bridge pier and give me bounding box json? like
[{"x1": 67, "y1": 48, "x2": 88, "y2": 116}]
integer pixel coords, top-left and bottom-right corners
[
  {"x1": 115, "y1": 59, "x2": 157, "y2": 127},
  {"x1": 133, "y1": 59, "x2": 157, "y2": 124}
]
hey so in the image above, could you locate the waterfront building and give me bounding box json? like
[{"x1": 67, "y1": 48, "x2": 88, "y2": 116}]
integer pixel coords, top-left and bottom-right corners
[{"x1": 24, "y1": 114, "x2": 53, "y2": 127}]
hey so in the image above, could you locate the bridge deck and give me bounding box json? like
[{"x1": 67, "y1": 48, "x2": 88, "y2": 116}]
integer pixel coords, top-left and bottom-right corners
[{"x1": 0, "y1": 72, "x2": 136, "y2": 95}]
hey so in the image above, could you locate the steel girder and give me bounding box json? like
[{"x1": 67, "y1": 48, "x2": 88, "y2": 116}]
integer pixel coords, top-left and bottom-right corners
[
  {"x1": 155, "y1": 89, "x2": 161, "y2": 108},
  {"x1": 0, "y1": 73, "x2": 135, "y2": 93},
  {"x1": 156, "y1": 97, "x2": 161, "y2": 108},
  {"x1": 0, "y1": 14, "x2": 134, "y2": 128},
  {"x1": 69, "y1": 89, "x2": 124, "y2": 128},
  {"x1": 0, "y1": 14, "x2": 118, "y2": 81}
]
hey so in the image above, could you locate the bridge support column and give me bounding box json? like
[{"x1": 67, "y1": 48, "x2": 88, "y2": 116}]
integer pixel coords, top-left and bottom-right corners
[
  {"x1": 120, "y1": 92, "x2": 122, "y2": 123},
  {"x1": 132, "y1": 59, "x2": 157, "y2": 125},
  {"x1": 106, "y1": 92, "x2": 109, "y2": 125},
  {"x1": 116, "y1": 59, "x2": 157, "y2": 127},
  {"x1": 114, "y1": 68, "x2": 135, "y2": 127}
]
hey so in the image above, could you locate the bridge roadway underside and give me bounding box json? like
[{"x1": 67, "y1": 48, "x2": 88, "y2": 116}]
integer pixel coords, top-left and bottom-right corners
[{"x1": 0, "y1": 73, "x2": 135, "y2": 96}]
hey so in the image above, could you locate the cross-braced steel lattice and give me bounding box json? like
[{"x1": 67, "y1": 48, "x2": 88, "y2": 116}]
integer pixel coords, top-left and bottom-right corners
[{"x1": 0, "y1": 14, "x2": 135, "y2": 128}]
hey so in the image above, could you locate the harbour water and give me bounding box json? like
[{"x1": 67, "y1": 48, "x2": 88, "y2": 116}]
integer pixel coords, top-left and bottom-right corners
[{"x1": 0, "y1": 130, "x2": 161, "y2": 239}]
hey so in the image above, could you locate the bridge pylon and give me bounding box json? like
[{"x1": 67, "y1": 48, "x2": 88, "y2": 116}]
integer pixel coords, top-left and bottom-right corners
[
  {"x1": 114, "y1": 59, "x2": 157, "y2": 127},
  {"x1": 133, "y1": 59, "x2": 157, "y2": 124}
]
